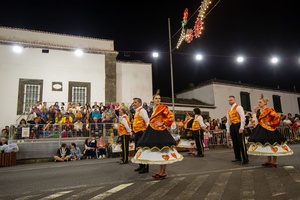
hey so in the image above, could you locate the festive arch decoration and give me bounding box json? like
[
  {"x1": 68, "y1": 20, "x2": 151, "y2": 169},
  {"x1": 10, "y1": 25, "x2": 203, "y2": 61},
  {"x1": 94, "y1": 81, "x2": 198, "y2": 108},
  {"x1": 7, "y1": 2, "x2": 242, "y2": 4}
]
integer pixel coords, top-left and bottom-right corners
[{"x1": 176, "y1": 0, "x2": 212, "y2": 49}]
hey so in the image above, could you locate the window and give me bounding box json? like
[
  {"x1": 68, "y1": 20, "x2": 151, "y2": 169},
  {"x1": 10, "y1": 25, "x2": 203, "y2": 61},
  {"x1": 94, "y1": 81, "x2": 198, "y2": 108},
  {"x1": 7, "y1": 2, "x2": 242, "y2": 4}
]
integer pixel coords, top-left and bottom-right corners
[
  {"x1": 17, "y1": 79, "x2": 43, "y2": 115},
  {"x1": 240, "y1": 92, "x2": 251, "y2": 111},
  {"x1": 272, "y1": 95, "x2": 282, "y2": 113},
  {"x1": 68, "y1": 81, "x2": 91, "y2": 106}
]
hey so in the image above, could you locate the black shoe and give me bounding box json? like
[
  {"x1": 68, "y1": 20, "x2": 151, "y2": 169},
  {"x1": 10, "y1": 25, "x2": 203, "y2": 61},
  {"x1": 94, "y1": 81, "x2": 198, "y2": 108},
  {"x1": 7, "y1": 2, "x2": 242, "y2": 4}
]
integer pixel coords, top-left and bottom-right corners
[
  {"x1": 120, "y1": 161, "x2": 128, "y2": 165},
  {"x1": 138, "y1": 168, "x2": 149, "y2": 174},
  {"x1": 134, "y1": 166, "x2": 143, "y2": 172},
  {"x1": 242, "y1": 160, "x2": 249, "y2": 165},
  {"x1": 231, "y1": 159, "x2": 242, "y2": 162},
  {"x1": 196, "y1": 154, "x2": 204, "y2": 157}
]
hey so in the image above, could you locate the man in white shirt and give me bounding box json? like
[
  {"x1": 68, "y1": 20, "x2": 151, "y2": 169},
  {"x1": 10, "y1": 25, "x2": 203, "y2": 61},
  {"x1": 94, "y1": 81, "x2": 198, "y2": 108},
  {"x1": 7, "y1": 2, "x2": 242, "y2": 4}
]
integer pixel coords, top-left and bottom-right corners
[
  {"x1": 132, "y1": 97, "x2": 150, "y2": 173},
  {"x1": 192, "y1": 107, "x2": 208, "y2": 157},
  {"x1": 118, "y1": 108, "x2": 132, "y2": 164},
  {"x1": 226, "y1": 95, "x2": 249, "y2": 164}
]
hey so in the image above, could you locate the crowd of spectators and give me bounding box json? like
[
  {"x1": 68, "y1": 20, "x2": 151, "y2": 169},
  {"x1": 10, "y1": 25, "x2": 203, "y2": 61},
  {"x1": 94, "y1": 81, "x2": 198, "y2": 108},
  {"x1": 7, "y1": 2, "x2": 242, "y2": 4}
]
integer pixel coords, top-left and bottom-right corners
[
  {"x1": 3, "y1": 100, "x2": 300, "y2": 145},
  {"x1": 8, "y1": 100, "x2": 153, "y2": 140},
  {"x1": 173, "y1": 111, "x2": 300, "y2": 149}
]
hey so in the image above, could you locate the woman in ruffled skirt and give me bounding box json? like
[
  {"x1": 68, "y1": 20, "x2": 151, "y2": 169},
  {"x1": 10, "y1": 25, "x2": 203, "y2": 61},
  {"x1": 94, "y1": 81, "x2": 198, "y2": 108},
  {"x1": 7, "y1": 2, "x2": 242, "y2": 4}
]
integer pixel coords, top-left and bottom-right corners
[
  {"x1": 131, "y1": 92, "x2": 183, "y2": 179},
  {"x1": 247, "y1": 95, "x2": 293, "y2": 167}
]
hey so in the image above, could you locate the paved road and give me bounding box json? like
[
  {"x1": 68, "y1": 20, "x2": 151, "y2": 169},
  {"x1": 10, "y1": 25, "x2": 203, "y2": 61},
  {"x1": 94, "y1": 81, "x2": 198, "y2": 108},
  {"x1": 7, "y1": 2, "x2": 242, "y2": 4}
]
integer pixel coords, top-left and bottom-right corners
[{"x1": 0, "y1": 144, "x2": 300, "y2": 200}]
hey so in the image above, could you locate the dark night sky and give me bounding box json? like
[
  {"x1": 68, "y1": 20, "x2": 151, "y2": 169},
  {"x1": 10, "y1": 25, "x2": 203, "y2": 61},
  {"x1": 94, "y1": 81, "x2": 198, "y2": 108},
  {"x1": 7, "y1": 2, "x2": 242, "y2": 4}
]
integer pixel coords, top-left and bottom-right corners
[{"x1": 1, "y1": 1, "x2": 300, "y2": 97}]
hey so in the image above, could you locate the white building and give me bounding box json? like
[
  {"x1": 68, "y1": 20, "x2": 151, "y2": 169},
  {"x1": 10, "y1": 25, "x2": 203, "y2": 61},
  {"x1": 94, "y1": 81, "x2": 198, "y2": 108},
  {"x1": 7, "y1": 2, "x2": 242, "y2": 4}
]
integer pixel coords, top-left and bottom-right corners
[
  {"x1": 1, "y1": 26, "x2": 299, "y2": 129},
  {"x1": 0, "y1": 26, "x2": 152, "y2": 128},
  {"x1": 175, "y1": 79, "x2": 300, "y2": 120}
]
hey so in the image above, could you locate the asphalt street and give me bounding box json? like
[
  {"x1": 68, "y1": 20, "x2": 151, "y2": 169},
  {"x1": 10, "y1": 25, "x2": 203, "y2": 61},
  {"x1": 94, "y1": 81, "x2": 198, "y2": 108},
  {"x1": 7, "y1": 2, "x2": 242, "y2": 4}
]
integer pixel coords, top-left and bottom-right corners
[{"x1": 0, "y1": 144, "x2": 299, "y2": 200}]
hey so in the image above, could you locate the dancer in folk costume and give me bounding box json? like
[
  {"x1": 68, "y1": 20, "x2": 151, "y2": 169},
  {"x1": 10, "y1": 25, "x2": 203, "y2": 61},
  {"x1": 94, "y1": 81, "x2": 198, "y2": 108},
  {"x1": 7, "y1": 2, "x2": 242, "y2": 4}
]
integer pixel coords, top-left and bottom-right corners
[
  {"x1": 176, "y1": 112, "x2": 197, "y2": 155},
  {"x1": 191, "y1": 107, "x2": 208, "y2": 157},
  {"x1": 247, "y1": 95, "x2": 293, "y2": 167},
  {"x1": 118, "y1": 108, "x2": 132, "y2": 164},
  {"x1": 131, "y1": 91, "x2": 183, "y2": 179},
  {"x1": 226, "y1": 95, "x2": 249, "y2": 164},
  {"x1": 132, "y1": 97, "x2": 150, "y2": 173}
]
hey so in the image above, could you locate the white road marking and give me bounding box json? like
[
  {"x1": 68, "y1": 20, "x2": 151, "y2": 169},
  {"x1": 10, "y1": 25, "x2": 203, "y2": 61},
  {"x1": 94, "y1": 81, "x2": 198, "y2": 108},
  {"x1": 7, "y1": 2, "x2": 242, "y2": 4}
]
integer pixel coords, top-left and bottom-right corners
[
  {"x1": 115, "y1": 180, "x2": 159, "y2": 200},
  {"x1": 39, "y1": 190, "x2": 73, "y2": 199},
  {"x1": 284, "y1": 166, "x2": 300, "y2": 183},
  {"x1": 64, "y1": 187, "x2": 104, "y2": 200},
  {"x1": 89, "y1": 183, "x2": 133, "y2": 200},
  {"x1": 264, "y1": 171, "x2": 286, "y2": 196},
  {"x1": 240, "y1": 170, "x2": 255, "y2": 200},
  {"x1": 175, "y1": 174, "x2": 209, "y2": 200},
  {"x1": 145, "y1": 177, "x2": 185, "y2": 200},
  {"x1": 205, "y1": 172, "x2": 232, "y2": 200}
]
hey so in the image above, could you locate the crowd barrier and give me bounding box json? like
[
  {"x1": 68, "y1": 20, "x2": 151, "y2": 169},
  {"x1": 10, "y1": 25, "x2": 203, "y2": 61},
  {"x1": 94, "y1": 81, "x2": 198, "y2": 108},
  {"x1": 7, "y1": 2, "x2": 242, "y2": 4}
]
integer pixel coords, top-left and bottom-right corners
[{"x1": 9, "y1": 123, "x2": 118, "y2": 140}]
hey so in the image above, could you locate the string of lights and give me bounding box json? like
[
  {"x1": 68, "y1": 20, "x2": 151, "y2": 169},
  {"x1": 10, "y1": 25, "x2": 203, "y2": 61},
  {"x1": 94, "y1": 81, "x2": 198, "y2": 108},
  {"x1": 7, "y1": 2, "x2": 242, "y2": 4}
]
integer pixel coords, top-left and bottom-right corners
[
  {"x1": 176, "y1": 0, "x2": 222, "y2": 49},
  {"x1": 117, "y1": 50, "x2": 300, "y2": 65}
]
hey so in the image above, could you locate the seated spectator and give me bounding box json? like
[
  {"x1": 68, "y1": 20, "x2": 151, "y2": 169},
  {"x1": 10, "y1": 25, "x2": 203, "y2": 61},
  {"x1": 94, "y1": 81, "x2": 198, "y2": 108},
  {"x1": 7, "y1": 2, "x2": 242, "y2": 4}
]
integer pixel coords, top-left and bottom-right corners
[
  {"x1": 53, "y1": 102, "x2": 60, "y2": 112},
  {"x1": 83, "y1": 138, "x2": 96, "y2": 159},
  {"x1": 54, "y1": 143, "x2": 71, "y2": 162},
  {"x1": 55, "y1": 113, "x2": 64, "y2": 124},
  {"x1": 60, "y1": 106, "x2": 66, "y2": 115},
  {"x1": 101, "y1": 106, "x2": 109, "y2": 121},
  {"x1": 44, "y1": 113, "x2": 54, "y2": 132},
  {"x1": 67, "y1": 110, "x2": 75, "y2": 122},
  {"x1": 74, "y1": 110, "x2": 83, "y2": 121},
  {"x1": 99, "y1": 102, "x2": 105, "y2": 112},
  {"x1": 114, "y1": 102, "x2": 120, "y2": 116},
  {"x1": 76, "y1": 102, "x2": 82, "y2": 111},
  {"x1": 92, "y1": 101, "x2": 99, "y2": 111},
  {"x1": 91, "y1": 117, "x2": 103, "y2": 137},
  {"x1": 97, "y1": 135, "x2": 107, "y2": 159},
  {"x1": 1, "y1": 128, "x2": 9, "y2": 139},
  {"x1": 46, "y1": 106, "x2": 56, "y2": 122},
  {"x1": 40, "y1": 102, "x2": 49, "y2": 117},
  {"x1": 16, "y1": 118, "x2": 28, "y2": 139},
  {"x1": 108, "y1": 132, "x2": 116, "y2": 145},
  {"x1": 0, "y1": 137, "x2": 8, "y2": 146},
  {"x1": 32, "y1": 103, "x2": 42, "y2": 117},
  {"x1": 63, "y1": 112, "x2": 73, "y2": 123},
  {"x1": 283, "y1": 115, "x2": 293, "y2": 126},
  {"x1": 109, "y1": 109, "x2": 117, "y2": 121},
  {"x1": 61, "y1": 116, "x2": 74, "y2": 137},
  {"x1": 74, "y1": 119, "x2": 83, "y2": 137},
  {"x1": 29, "y1": 117, "x2": 43, "y2": 139},
  {"x1": 102, "y1": 115, "x2": 113, "y2": 136},
  {"x1": 70, "y1": 143, "x2": 83, "y2": 161},
  {"x1": 107, "y1": 102, "x2": 115, "y2": 110},
  {"x1": 89, "y1": 136, "x2": 97, "y2": 158},
  {"x1": 91, "y1": 106, "x2": 101, "y2": 121}
]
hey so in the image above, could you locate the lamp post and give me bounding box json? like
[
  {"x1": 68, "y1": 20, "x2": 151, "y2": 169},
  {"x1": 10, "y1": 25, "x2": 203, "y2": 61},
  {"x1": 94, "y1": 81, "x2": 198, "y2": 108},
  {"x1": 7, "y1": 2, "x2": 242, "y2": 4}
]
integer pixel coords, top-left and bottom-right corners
[{"x1": 168, "y1": 18, "x2": 175, "y2": 114}]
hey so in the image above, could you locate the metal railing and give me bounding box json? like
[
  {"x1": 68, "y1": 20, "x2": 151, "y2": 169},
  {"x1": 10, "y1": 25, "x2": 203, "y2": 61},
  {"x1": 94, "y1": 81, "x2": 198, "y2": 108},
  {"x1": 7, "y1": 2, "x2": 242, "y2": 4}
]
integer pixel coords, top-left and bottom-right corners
[{"x1": 9, "y1": 123, "x2": 118, "y2": 141}]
